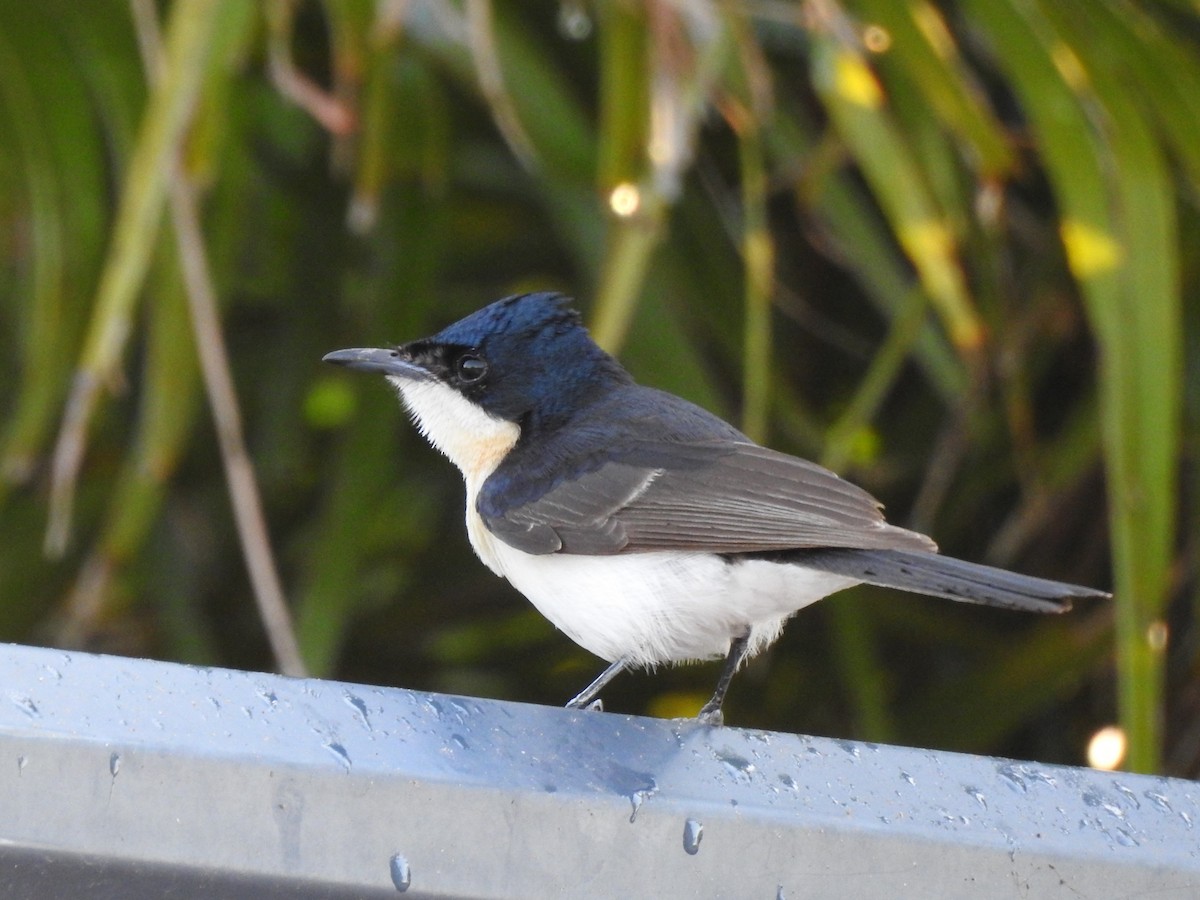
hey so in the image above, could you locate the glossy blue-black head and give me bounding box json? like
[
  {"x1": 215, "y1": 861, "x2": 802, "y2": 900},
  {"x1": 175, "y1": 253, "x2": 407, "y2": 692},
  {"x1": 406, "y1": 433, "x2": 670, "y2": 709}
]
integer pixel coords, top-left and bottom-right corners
[{"x1": 324, "y1": 292, "x2": 632, "y2": 431}]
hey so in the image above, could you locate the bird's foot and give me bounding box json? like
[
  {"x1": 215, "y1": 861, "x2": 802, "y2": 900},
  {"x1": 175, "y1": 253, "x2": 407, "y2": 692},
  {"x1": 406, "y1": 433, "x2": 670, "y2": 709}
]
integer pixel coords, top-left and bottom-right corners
[
  {"x1": 565, "y1": 695, "x2": 604, "y2": 712},
  {"x1": 696, "y1": 703, "x2": 724, "y2": 727},
  {"x1": 565, "y1": 658, "x2": 627, "y2": 711}
]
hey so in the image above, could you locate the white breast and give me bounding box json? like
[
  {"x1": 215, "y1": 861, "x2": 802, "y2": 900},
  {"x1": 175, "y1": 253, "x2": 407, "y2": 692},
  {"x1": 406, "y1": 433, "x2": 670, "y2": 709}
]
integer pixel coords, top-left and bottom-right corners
[
  {"x1": 390, "y1": 375, "x2": 859, "y2": 667},
  {"x1": 390, "y1": 376, "x2": 520, "y2": 577}
]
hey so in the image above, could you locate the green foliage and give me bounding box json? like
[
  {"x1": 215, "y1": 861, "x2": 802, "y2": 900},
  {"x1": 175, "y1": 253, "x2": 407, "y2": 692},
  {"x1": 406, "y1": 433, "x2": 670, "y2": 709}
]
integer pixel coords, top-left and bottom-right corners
[{"x1": 1, "y1": 0, "x2": 1195, "y2": 774}]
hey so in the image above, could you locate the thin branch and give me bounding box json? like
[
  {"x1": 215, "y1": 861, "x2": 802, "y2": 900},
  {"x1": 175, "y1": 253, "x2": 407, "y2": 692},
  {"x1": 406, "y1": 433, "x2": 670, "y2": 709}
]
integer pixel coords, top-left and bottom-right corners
[
  {"x1": 266, "y1": 0, "x2": 356, "y2": 135},
  {"x1": 465, "y1": 0, "x2": 537, "y2": 170},
  {"x1": 130, "y1": 0, "x2": 306, "y2": 676}
]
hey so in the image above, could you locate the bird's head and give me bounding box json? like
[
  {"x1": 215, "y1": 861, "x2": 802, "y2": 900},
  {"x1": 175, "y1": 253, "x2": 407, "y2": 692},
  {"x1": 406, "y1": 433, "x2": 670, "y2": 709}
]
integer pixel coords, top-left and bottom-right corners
[{"x1": 324, "y1": 292, "x2": 630, "y2": 475}]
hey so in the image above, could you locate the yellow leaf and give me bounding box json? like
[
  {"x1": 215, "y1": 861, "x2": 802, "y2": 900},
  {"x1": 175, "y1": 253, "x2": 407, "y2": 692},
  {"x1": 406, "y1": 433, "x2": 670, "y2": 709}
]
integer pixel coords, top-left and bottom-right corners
[
  {"x1": 835, "y1": 51, "x2": 883, "y2": 109},
  {"x1": 1051, "y1": 41, "x2": 1089, "y2": 93},
  {"x1": 900, "y1": 217, "x2": 954, "y2": 261},
  {"x1": 1060, "y1": 219, "x2": 1123, "y2": 277}
]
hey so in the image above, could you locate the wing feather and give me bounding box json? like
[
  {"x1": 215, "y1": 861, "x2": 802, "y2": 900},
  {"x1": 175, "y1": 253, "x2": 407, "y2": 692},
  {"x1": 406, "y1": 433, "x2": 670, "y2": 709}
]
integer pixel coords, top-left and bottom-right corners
[{"x1": 482, "y1": 439, "x2": 935, "y2": 556}]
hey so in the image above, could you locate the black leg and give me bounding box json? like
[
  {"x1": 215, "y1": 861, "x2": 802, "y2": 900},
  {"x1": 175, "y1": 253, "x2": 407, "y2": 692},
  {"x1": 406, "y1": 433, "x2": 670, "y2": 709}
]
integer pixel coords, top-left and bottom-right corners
[
  {"x1": 697, "y1": 631, "x2": 751, "y2": 726},
  {"x1": 566, "y1": 658, "x2": 629, "y2": 710}
]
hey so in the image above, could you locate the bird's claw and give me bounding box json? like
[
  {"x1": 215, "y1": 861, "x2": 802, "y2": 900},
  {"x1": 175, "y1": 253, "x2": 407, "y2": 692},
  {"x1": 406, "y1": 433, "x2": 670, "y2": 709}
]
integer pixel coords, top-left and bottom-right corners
[{"x1": 565, "y1": 697, "x2": 604, "y2": 712}]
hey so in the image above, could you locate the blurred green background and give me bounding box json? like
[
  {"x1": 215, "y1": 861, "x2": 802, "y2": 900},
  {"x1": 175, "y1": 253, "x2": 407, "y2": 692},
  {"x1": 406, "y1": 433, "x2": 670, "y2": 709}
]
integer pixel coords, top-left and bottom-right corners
[{"x1": 1, "y1": 0, "x2": 1196, "y2": 775}]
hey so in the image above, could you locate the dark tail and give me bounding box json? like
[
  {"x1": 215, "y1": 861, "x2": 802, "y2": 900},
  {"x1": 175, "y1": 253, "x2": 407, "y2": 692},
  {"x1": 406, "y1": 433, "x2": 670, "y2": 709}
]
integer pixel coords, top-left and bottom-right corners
[{"x1": 791, "y1": 548, "x2": 1109, "y2": 614}]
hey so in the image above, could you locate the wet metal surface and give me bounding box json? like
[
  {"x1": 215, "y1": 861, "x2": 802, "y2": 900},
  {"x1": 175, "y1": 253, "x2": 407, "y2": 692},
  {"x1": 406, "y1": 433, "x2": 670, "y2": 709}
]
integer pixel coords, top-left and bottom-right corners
[{"x1": 0, "y1": 642, "x2": 1196, "y2": 898}]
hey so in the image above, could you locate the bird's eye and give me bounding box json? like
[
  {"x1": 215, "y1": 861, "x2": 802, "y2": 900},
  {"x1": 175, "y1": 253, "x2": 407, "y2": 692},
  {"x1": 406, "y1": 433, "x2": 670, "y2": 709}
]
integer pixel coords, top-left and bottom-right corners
[{"x1": 456, "y1": 354, "x2": 488, "y2": 384}]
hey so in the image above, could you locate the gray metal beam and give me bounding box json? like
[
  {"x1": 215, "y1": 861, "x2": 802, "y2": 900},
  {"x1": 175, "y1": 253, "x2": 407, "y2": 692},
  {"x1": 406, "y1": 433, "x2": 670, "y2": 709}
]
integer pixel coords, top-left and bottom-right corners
[{"x1": 0, "y1": 641, "x2": 1195, "y2": 899}]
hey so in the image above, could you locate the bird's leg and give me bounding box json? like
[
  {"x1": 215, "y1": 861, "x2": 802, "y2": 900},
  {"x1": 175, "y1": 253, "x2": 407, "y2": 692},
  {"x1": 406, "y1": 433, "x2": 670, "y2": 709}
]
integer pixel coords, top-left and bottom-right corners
[
  {"x1": 566, "y1": 658, "x2": 629, "y2": 711},
  {"x1": 696, "y1": 630, "x2": 752, "y2": 726}
]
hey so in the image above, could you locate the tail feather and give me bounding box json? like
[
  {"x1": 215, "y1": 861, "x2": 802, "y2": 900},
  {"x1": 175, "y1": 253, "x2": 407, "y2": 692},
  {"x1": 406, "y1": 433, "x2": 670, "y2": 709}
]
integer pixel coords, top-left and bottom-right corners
[{"x1": 791, "y1": 548, "x2": 1109, "y2": 614}]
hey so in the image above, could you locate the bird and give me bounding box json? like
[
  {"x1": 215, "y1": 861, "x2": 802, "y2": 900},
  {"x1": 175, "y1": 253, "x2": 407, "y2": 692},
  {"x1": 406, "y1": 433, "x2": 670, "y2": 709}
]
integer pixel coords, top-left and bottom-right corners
[{"x1": 324, "y1": 291, "x2": 1109, "y2": 724}]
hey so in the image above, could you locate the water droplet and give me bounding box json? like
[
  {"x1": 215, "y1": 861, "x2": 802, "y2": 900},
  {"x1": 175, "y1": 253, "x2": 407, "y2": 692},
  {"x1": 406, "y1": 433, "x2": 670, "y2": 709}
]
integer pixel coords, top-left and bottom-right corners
[
  {"x1": 389, "y1": 853, "x2": 411, "y2": 892},
  {"x1": 776, "y1": 885, "x2": 787, "y2": 900},
  {"x1": 208, "y1": 696, "x2": 222, "y2": 710},
  {"x1": 1113, "y1": 827, "x2": 1139, "y2": 847},
  {"x1": 343, "y1": 692, "x2": 372, "y2": 729},
  {"x1": 900, "y1": 771, "x2": 916, "y2": 786},
  {"x1": 42, "y1": 665, "x2": 62, "y2": 681},
  {"x1": 682, "y1": 818, "x2": 703, "y2": 855},
  {"x1": 1180, "y1": 810, "x2": 1193, "y2": 829},
  {"x1": 109, "y1": 753, "x2": 122, "y2": 778},
  {"x1": 996, "y1": 764, "x2": 1027, "y2": 794},
  {"x1": 1143, "y1": 790, "x2": 1172, "y2": 813},
  {"x1": 715, "y1": 750, "x2": 756, "y2": 780},
  {"x1": 1113, "y1": 782, "x2": 1140, "y2": 809},
  {"x1": 1028, "y1": 769, "x2": 1057, "y2": 788},
  {"x1": 256, "y1": 688, "x2": 279, "y2": 708},
  {"x1": 965, "y1": 786, "x2": 988, "y2": 809},
  {"x1": 450, "y1": 734, "x2": 468, "y2": 750},
  {"x1": 606, "y1": 763, "x2": 657, "y2": 821},
  {"x1": 1082, "y1": 789, "x2": 1124, "y2": 818},
  {"x1": 835, "y1": 740, "x2": 861, "y2": 758},
  {"x1": 17, "y1": 756, "x2": 27, "y2": 774},
  {"x1": 778, "y1": 774, "x2": 799, "y2": 791},
  {"x1": 425, "y1": 698, "x2": 446, "y2": 718},
  {"x1": 9, "y1": 694, "x2": 39, "y2": 718},
  {"x1": 324, "y1": 741, "x2": 352, "y2": 769},
  {"x1": 629, "y1": 779, "x2": 658, "y2": 823}
]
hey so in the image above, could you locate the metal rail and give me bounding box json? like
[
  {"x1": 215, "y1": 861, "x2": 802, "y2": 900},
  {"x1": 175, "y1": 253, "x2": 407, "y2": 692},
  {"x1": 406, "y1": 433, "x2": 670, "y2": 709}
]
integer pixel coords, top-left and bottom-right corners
[{"x1": 0, "y1": 641, "x2": 1195, "y2": 898}]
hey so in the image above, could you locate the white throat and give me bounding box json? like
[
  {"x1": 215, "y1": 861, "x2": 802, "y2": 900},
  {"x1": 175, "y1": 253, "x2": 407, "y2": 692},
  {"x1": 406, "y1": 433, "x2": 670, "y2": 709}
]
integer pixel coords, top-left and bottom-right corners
[
  {"x1": 388, "y1": 377, "x2": 520, "y2": 480},
  {"x1": 389, "y1": 376, "x2": 520, "y2": 577}
]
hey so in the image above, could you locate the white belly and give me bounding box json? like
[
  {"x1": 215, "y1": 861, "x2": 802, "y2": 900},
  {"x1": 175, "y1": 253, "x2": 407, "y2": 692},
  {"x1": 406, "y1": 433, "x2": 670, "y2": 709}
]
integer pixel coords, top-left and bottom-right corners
[{"x1": 470, "y1": 509, "x2": 858, "y2": 666}]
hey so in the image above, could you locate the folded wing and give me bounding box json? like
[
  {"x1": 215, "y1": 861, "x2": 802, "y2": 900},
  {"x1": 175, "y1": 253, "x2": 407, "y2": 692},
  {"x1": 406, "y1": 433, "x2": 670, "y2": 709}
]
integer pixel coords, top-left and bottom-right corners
[{"x1": 481, "y1": 440, "x2": 936, "y2": 556}]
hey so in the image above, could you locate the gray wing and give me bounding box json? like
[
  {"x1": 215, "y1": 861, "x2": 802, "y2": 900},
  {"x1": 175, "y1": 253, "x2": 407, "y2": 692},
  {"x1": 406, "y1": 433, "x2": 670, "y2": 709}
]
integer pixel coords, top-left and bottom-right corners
[{"x1": 482, "y1": 440, "x2": 937, "y2": 556}]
